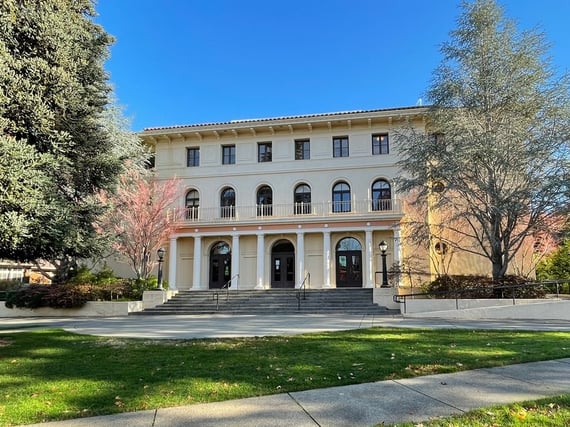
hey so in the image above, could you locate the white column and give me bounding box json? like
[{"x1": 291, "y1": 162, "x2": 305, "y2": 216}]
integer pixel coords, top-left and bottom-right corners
[
  {"x1": 323, "y1": 231, "x2": 331, "y2": 288},
  {"x1": 365, "y1": 229, "x2": 374, "y2": 288},
  {"x1": 392, "y1": 227, "x2": 402, "y2": 287},
  {"x1": 192, "y1": 236, "x2": 202, "y2": 289},
  {"x1": 256, "y1": 233, "x2": 265, "y2": 289},
  {"x1": 231, "y1": 234, "x2": 240, "y2": 290},
  {"x1": 296, "y1": 232, "x2": 305, "y2": 288},
  {"x1": 168, "y1": 237, "x2": 177, "y2": 290},
  {"x1": 393, "y1": 227, "x2": 402, "y2": 265}
]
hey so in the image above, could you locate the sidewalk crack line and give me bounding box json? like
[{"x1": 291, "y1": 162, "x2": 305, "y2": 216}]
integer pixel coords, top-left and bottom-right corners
[{"x1": 287, "y1": 392, "x2": 321, "y2": 426}]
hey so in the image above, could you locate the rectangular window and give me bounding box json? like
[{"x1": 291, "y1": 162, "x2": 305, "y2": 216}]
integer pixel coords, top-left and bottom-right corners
[
  {"x1": 186, "y1": 147, "x2": 200, "y2": 167},
  {"x1": 222, "y1": 145, "x2": 235, "y2": 165},
  {"x1": 333, "y1": 136, "x2": 349, "y2": 158},
  {"x1": 258, "y1": 142, "x2": 272, "y2": 162},
  {"x1": 372, "y1": 134, "x2": 389, "y2": 155},
  {"x1": 295, "y1": 139, "x2": 310, "y2": 160}
]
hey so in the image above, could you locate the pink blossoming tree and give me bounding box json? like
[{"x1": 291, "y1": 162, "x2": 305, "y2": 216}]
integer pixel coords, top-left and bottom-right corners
[{"x1": 98, "y1": 168, "x2": 181, "y2": 280}]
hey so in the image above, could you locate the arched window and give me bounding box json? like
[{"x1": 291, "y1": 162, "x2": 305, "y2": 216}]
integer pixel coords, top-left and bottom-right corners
[
  {"x1": 220, "y1": 187, "x2": 235, "y2": 218},
  {"x1": 336, "y1": 237, "x2": 362, "y2": 251},
  {"x1": 256, "y1": 185, "x2": 273, "y2": 216},
  {"x1": 332, "y1": 182, "x2": 351, "y2": 213},
  {"x1": 371, "y1": 180, "x2": 392, "y2": 211},
  {"x1": 211, "y1": 241, "x2": 230, "y2": 255},
  {"x1": 185, "y1": 189, "x2": 199, "y2": 220},
  {"x1": 294, "y1": 184, "x2": 311, "y2": 214}
]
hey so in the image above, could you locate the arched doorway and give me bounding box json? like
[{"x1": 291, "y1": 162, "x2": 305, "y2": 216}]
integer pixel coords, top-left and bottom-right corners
[
  {"x1": 209, "y1": 241, "x2": 231, "y2": 289},
  {"x1": 336, "y1": 237, "x2": 362, "y2": 287},
  {"x1": 271, "y1": 240, "x2": 295, "y2": 288}
]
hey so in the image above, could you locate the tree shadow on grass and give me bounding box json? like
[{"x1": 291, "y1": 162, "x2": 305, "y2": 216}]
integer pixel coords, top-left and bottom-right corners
[{"x1": 1, "y1": 328, "x2": 570, "y2": 424}]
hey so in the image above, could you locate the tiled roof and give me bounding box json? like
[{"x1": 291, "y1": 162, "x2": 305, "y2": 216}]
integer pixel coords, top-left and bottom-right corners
[{"x1": 143, "y1": 105, "x2": 427, "y2": 132}]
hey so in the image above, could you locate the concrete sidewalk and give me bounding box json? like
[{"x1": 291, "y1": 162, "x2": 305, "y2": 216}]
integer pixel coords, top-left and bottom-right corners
[
  {"x1": 24, "y1": 358, "x2": 570, "y2": 427},
  {"x1": 3, "y1": 314, "x2": 570, "y2": 338}
]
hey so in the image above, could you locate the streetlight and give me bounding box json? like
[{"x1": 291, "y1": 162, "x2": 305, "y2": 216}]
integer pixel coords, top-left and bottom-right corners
[
  {"x1": 157, "y1": 247, "x2": 166, "y2": 290},
  {"x1": 379, "y1": 241, "x2": 389, "y2": 288}
]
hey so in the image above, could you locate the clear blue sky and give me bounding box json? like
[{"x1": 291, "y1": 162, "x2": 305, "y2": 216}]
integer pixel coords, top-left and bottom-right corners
[{"x1": 95, "y1": 0, "x2": 570, "y2": 131}]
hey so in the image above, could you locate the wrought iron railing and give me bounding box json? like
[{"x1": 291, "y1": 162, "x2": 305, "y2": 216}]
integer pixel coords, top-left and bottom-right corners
[
  {"x1": 393, "y1": 279, "x2": 570, "y2": 314},
  {"x1": 212, "y1": 273, "x2": 239, "y2": 311},
  {"x1": 296, "y1": 272, "x2": 311, "y2": 310}
]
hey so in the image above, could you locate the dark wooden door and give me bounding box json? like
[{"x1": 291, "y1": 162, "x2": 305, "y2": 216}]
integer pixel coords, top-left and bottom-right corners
[
  {"x1": 336, "y1": 250, "x2": 362, "y2": 287},
  {"x1": 271, "y1": 253, "x2": 295, "y2": 288},
  {"x1": 209, "y1": 254, "x2": 231, "y2": 289}
]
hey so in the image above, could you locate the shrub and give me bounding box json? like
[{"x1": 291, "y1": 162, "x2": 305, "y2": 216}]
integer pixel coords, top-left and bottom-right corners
[
  {"x1": 0, "y1": 280, "x2": 23, "y2": 301},
  {"x1": 128, "y1": 277, "x2": 164, "y2": 300},
  {"x1": 5, "y1": 285, "x2": 51, "y2": 309},
  {"x1": 0, "y1": 279, "x2": 24, "y2": 291},
  {"x1": 44, "y1": 284, "x2": 92, "y2": 308},
  {"x1": 4, "y1": 271, "x2": 164, "y2": 309},
  {"x1": 423, "y1": 275, "x2": 546, "y2": 299}
]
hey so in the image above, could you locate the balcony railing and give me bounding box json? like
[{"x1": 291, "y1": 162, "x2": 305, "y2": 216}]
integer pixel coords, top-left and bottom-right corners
[{"x1": 179, "y1": 199, "x2": 401, "y2": 223}]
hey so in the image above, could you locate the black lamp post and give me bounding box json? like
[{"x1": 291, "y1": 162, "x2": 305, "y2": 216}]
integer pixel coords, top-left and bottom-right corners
[
  {"x1": 157, "y1": 247, "x2": 166, "y2": 290},
  {"x1": 379, "y1": 240, "x2": 389, "y2": 287}
]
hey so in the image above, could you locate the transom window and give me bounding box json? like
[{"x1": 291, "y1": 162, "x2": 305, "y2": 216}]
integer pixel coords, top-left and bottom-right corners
[
  {"x1": 294, "y1": 183, "x2": 311, "y2": 214},
  {"x1": 371, "y1": 179, "x2": 392, "y2": 211},
  {"x1": 333, "y1": 136, "x2": 349, "y2": 158},
  {"x1": 372, "y1": 134, "x2": 389, "y2": 155},
  {"x1": 332, "y1": 182, "x2": 351, "y2": 212},
  {"x1": 222, "y1": 145, "x2": 235, "y2": 165},
  {"x1": 258, "y1": 142, "x2": 272, "y2": 162},
  {"x1": 211, "y1": 241, "x2": 230, "y2": 255},
  {"x1": 336, "y1": 237, "x2": 362, "y2": 251},
  {"x1": 220, "y1": 187, "x2": 236, "y2": 218},
  {"x1": 295, "y1": 139, "x2": 310, "y2": 160},
  {"x1": 186, "y1": 147, "x2": 200, "y2": 167},
  {"x1": 185, "y1": 189, "x2": 199, "y2": 220}
]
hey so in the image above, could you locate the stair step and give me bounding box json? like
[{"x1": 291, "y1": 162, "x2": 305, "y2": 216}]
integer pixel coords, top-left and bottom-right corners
[{"x1": 133, "y1": 288, "x2": 395, "y2": 316}]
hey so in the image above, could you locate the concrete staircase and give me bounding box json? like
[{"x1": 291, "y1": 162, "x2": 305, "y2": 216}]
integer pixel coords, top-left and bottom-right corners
[{"x1": 133, "y1": 288, "x2": 397, "y2": 315}]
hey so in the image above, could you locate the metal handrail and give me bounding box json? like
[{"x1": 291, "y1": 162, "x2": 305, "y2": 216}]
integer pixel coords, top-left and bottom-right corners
[
  {"x1": 296, "y1": 272, "x2": 311, "y2": 310},
  {"x1": 393, "y1": 279, "x2": 570, "y2": 314},
  {"x1": 212, "y1": 273, "x2": 240, "y2": 310}
]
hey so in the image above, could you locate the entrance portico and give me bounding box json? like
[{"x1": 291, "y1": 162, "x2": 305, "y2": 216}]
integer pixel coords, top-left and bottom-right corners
[{"x1": 166, "y1": 222, "x2": 401, "y2": 291}]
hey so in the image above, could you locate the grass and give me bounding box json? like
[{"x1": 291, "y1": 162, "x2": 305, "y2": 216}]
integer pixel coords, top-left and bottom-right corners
[
  {"x1": 0, "y1": 328, "x2": 569, "y2": 426},
  {"x1": 395, "y1": 394, "x2": 570, "y2": 426}
]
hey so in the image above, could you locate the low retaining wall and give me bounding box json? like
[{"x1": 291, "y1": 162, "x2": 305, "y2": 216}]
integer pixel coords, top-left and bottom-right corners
[
  {"x1": 402, "y1": 298, "x2": 547, "y2": 314},
  {"x1": 142, "y1": 290, "x2": 177, "y2": 309},
  {"x1": 0, "y1": 301, "x2": 144, "y2": 318},
  {"x1": 0, "y1": 290, "x2": 178, "y2": 318},
  {"x1": 373, "y1": 288, "x2": 400, "y2": 310},
  {"x1": 401, "y1": 298, "x2": 570, "y2": 321}
]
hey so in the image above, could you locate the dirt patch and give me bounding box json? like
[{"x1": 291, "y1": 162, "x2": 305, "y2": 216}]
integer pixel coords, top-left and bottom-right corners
[{"x1": 0, "y1": 338, "x2": 13, "y2": 347}]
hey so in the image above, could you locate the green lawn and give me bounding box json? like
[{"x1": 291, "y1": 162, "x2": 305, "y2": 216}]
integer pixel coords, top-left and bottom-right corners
[
  {"x1": 395, "y1": 394, "x2": 570, "y2": 426},
  {"x1": 1, "y1": 328, "x2": 569, "y2": 426}
]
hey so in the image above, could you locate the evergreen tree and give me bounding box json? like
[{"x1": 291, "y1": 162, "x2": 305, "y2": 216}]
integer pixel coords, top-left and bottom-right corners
[
  {"x1": 0, "y1": 0, "x2": 144, "y2": 274},
  {"x1": 536, "y1": 241, "x2": 570, "y2": 281},
  {"x1": 397, "y1": 0, "x2": 570, "y2": 280}
]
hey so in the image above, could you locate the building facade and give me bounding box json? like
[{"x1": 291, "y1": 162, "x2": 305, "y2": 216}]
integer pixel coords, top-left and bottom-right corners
[{"x1": 141, "y1": 106, "x2": 428, "y2": 291}]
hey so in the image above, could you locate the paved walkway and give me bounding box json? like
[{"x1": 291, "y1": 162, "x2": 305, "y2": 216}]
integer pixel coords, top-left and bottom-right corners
[
  {"x1": 2, "y1": 315, "x2": 569, "y2": 426},
  {"x1": 4, "y1": 314, "x2": 570, "y2": 338}
]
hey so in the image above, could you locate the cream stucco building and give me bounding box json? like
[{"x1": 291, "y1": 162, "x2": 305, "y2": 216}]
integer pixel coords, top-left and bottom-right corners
[{"x1": 141, "y1": 106, "x2": 431, "y2": 291}]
